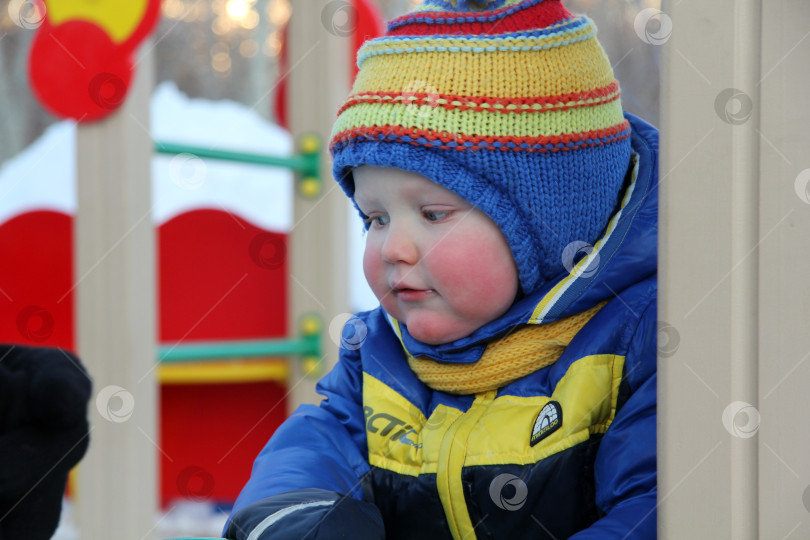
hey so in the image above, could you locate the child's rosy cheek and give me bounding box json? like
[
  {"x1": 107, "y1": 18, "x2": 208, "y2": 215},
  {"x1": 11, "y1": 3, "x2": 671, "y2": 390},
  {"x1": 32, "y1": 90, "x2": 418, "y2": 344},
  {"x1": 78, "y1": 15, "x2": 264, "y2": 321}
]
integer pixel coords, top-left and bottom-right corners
[{"x1": 362, "y1": 244, "x2": 384, "y2": 286}]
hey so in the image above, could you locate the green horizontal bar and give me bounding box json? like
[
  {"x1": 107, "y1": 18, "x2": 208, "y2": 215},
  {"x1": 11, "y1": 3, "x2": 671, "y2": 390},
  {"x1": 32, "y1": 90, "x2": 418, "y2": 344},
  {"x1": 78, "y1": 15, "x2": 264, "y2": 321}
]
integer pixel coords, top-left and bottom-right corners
[
  {"x1": 159, "y1": 338, "x2": 319, "y2": 363},
  {"x1": 155, "y1": 142, "x2": 311, "y2": 172}
]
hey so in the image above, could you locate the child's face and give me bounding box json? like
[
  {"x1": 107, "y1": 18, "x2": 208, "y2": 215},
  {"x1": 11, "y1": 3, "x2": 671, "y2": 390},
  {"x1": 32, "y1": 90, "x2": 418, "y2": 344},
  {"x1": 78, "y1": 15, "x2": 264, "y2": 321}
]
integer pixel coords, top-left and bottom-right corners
[{"x1": 353, "y1": 166, "x2": 519, "y2": 345}]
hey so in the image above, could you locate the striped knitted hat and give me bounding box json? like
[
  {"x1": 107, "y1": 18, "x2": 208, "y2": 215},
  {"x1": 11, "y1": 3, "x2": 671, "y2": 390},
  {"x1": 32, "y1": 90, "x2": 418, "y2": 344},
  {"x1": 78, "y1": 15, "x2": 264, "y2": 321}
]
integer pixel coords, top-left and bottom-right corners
[{"x1": 330, "y1": 0, "x2": 632, "y2": 295}]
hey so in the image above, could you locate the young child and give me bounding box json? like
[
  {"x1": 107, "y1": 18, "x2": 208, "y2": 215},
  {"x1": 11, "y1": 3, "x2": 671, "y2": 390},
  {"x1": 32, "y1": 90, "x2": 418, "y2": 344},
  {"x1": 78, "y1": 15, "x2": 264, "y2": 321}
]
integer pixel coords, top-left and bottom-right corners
[{"x1": 225, "y1": 0, "x2": 657, "y2": 538}]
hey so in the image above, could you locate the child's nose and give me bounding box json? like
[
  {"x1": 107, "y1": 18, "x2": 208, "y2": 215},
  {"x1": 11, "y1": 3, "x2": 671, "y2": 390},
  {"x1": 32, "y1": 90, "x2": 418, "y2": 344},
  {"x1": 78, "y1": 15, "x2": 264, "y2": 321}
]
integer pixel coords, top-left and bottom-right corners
[{"x1": 381, "y1": 223, "x2": 419, "y2": 265}]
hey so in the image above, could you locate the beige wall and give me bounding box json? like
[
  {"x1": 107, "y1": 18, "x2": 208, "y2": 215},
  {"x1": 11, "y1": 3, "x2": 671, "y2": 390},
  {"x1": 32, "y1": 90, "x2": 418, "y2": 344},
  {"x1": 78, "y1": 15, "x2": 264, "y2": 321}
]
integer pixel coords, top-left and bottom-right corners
[{"x1": 659, "y1": 1, "x2": 810, "y2": 537}]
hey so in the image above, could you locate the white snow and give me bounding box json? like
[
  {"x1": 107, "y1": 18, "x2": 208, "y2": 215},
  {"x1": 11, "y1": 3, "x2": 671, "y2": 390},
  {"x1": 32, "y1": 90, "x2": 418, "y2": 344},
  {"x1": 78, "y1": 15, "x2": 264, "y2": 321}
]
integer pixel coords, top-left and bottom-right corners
[
  {"x1": 150, "y1": 82, "x2": 294, "y2": 232},
  {"x1": 0, "y1": 81, "x2": 293, "y2": 232},
  {"x1": 0, "y1": 120, "x2": 77, "y2": 224},
  {"x1": 52, "y1": 497, "x2": 231, "y2": 539}
]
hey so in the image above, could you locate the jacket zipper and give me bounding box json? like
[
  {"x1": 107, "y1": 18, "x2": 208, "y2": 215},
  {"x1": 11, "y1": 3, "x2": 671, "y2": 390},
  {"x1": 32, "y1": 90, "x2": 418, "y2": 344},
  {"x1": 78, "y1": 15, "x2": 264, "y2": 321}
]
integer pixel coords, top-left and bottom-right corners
[{"x1": 436, "y1": 390, "x2": 497, "y2": 539}]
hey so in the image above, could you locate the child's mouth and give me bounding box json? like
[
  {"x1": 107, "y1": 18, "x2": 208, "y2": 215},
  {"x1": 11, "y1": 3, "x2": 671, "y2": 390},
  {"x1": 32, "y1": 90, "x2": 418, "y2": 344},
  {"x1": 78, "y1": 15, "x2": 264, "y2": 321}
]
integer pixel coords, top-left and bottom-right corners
[{"x1": 394, "y1": 288, "x2": 433, "y2": 301}]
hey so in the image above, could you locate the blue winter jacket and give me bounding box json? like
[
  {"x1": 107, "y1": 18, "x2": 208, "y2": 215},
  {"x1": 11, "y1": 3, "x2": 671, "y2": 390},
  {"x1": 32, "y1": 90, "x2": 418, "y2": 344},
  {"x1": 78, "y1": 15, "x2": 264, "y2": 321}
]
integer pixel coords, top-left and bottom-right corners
[{"x1": 225, "y1": 113, "x2": 658, "y2": 540}]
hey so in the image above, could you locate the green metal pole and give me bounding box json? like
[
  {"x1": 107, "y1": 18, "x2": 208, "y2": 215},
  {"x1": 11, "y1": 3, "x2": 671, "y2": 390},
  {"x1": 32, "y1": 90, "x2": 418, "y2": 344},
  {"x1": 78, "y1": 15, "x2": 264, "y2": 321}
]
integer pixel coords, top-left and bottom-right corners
[
  {"x1": 158, "y1": 338, "x2": 317, "y2": 363},
  {"x1": 154, "y1": 142, "x2": 312, "y2": 172},
  {"x1": 154, "y1": 134, "x2": 321, "y2": 195},
  {"x1": 159, "y1": 315, "x2": 322, "y2": 363}
]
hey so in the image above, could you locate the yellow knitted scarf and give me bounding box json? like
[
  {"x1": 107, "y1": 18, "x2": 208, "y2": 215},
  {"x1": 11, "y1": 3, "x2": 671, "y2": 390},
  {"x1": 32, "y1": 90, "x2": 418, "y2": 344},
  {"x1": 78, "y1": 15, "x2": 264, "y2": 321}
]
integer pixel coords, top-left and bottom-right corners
[{"x1": 407, "y1": 302, "x2": 606, "y2": 395}]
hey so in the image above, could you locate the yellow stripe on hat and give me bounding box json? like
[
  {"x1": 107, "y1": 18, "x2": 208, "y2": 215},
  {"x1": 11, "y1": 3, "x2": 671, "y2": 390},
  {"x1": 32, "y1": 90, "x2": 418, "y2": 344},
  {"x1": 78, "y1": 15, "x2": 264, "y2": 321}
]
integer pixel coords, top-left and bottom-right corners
[
  {"x1": 351, "y1": 36, "x2": 615, "y2": 98},
  {"x1": 333, "y1": 98, "x2": 626, "y2": 139}
]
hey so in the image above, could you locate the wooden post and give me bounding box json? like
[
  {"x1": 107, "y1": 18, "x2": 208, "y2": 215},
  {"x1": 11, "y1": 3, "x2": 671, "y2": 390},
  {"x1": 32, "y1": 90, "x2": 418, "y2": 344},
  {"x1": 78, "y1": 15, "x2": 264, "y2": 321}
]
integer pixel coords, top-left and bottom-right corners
[
  {"x1": 75, "y1": 48, "x2": 157, "y2": 539},
  {"x1": 286, "y1": 1, "x2": 352, "y2": 410}
]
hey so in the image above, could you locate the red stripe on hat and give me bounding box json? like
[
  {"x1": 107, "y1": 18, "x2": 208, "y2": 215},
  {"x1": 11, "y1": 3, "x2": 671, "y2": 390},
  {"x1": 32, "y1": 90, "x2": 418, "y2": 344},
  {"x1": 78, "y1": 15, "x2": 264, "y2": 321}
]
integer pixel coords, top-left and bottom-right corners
[
  {"x1": 330, "y1": 122, "x2": 631, "y2": 152},
  {"x1": 337, "y1": 82, "x2": 621, "y2": 117},
  {"x1": 387, "y1": 0, "x2": 572, "y2": 36}
]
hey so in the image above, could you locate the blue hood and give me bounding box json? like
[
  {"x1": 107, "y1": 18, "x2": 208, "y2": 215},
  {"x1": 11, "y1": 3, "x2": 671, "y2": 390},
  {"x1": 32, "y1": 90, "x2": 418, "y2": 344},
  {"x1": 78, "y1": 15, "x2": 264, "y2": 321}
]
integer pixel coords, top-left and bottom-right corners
[{"x1": 390, "y1": 112, "x2": 659, "y2": 363}]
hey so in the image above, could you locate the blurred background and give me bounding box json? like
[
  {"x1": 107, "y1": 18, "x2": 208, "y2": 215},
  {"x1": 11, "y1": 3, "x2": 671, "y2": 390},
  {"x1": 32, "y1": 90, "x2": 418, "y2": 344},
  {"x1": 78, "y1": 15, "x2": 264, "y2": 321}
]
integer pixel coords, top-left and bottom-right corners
[
  {"x1": 0, "y1": 0, "x2": 661, "y2": 167},
  {"x1": 0, "y1": 0, "x2": 660, "y2": 538}
]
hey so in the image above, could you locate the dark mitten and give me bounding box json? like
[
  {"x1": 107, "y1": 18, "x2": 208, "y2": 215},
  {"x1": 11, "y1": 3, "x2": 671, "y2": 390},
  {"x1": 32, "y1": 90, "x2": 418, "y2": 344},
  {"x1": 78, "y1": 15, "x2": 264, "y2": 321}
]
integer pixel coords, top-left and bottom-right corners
[
  {"x1": 225, "y1": 488, "x2": 385, "y2": 540},
  {"x1": 0, "y1": 345, "x2": 92, "y2": 540}
]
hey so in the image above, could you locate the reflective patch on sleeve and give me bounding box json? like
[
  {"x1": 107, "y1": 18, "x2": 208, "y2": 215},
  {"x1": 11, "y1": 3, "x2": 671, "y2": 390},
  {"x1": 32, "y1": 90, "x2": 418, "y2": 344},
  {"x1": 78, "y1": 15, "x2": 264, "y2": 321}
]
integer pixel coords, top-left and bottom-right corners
[{"x1": 246, "y1": 500, "x2": 334, "y2": 540}]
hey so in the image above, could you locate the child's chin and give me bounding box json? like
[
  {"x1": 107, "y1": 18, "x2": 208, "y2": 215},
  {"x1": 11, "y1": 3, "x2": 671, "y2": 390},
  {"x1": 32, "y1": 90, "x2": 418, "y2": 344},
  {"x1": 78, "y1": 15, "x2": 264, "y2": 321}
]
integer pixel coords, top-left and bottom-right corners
[{"x1": 406, "y1": 319, "x2": 465, "y2": 346}]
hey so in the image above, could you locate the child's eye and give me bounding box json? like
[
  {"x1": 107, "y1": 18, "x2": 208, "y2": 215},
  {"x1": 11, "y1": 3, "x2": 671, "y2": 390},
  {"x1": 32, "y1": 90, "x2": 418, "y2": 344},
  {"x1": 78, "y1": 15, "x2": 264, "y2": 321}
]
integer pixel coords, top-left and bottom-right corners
[
  {"x1": 423, "y1": 209, "x2": 451, "y2": 222},
  {"x1": 364, "y1": 214, "x2": 389, "y2": 228}
]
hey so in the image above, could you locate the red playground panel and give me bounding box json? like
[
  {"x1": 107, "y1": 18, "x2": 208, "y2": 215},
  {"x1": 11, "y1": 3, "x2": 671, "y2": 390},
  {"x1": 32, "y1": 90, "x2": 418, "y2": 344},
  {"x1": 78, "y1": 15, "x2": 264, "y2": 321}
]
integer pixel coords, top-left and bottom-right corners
[{"x1": 0, "y1": 207, "x2": 289, "y2": 507}]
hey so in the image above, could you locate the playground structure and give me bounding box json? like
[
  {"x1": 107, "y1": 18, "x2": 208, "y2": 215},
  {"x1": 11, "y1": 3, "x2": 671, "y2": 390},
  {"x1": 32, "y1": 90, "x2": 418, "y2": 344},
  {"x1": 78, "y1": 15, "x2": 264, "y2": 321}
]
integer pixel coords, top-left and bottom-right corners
[
  {"x1": 1, "y1": 1, "x2": 810, "y2": 539},
  {"x1": 4, "y1": 1, "x2": 372, "y2": 535}
]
